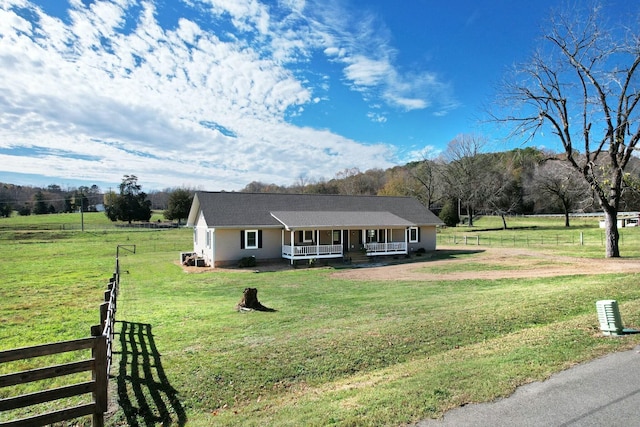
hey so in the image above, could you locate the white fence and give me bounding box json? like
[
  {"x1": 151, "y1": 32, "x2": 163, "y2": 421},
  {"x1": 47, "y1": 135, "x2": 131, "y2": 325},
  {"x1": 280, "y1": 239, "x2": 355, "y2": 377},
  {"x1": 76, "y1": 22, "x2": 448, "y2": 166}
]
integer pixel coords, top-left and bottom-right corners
[
  {"x1": 282, "y1": 244, "x2": 343, "y2": 258},
  {"x1": 365, "y1": 242, "x2": 407, "y2": 254}
]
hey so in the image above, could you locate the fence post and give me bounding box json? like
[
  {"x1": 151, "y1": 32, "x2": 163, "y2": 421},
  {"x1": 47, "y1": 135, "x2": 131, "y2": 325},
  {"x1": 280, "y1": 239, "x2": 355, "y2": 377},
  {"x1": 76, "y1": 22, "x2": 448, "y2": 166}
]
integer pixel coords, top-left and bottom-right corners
[
  {"x1": 91, "y1": 326, "x2": 107, "y2": 427},
  {"x1": 99, "y1": 303, "x2": 109, "y2": 335}
]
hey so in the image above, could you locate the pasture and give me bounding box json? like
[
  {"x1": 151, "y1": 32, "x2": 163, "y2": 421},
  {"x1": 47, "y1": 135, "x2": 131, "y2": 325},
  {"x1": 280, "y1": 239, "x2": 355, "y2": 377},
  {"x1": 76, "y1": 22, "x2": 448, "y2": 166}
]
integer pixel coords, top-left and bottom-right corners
[{"x1": 2, "y1": 213, "x2": 640, "y2": 426}]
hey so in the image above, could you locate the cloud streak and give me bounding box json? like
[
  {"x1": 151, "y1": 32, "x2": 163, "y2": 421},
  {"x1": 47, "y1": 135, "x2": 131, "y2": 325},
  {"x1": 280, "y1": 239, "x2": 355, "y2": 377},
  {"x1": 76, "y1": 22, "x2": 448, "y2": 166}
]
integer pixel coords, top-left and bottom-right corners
[{"x1": 0, "y1": 0, "x2": 456, "y2": 190}]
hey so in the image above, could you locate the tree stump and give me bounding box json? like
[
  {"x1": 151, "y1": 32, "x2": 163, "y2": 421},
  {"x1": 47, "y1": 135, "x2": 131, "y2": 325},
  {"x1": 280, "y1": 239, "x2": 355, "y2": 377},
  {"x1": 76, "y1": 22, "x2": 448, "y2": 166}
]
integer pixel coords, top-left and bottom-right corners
[{"x1": 235, "y1": 287, "x2": 275, "y2": 312}]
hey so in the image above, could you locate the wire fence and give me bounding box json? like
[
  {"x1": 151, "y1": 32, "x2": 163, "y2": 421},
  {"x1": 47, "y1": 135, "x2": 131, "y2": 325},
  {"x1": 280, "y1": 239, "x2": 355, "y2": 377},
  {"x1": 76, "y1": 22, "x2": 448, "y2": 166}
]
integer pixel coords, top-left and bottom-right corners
[{"x1": 437, "y1": 228, "x2": 640, "y2": 250}]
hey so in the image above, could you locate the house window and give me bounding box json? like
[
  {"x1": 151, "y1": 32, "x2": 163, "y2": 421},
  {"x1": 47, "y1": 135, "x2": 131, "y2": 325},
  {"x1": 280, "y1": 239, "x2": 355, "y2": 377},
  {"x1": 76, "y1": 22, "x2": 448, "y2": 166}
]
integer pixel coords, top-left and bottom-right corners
[
  {"x1": 303, "y1": 230, "x2": 314, "y2": 242},
  {"x1": 367, "y1": 229, "x2": 378, "y2": 243},
  {"x1": 332, "y1": 230, "x2": 341, "y2": 244},
  {"x1": 245, "y1": 230, "x2": 259, "y2": 249},
  {"x1": 194, "y1": 228, "x2": 198, "y2": 245},
  {"x1": 409, "y1": 227, "x2": 419, "y2": 243},
  {"x1": 206, "y1": 230, "x2": 210, "y2": 247}
]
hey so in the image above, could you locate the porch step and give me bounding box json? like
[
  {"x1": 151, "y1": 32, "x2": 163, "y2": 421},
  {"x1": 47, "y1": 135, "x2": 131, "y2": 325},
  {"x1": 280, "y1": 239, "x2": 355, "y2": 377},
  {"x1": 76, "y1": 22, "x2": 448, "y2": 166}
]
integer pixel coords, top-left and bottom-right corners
[{"x1": 344, "y1": 251, "x2": 373, "y2": 265}]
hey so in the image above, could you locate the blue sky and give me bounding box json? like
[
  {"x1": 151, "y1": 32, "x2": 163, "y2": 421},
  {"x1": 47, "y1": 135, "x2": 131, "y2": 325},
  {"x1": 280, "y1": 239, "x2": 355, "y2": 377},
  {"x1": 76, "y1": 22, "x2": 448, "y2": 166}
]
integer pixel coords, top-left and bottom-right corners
[{"x1": 0, "y1": 0, "x2": 633, "y2": 191}]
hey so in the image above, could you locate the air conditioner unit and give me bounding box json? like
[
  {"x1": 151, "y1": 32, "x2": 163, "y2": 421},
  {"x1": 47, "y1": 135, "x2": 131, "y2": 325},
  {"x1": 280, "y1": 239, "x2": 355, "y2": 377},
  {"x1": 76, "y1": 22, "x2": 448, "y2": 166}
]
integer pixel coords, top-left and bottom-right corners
[{"x1": 596, "y1": 300, "x2": 624, "y2": 336}]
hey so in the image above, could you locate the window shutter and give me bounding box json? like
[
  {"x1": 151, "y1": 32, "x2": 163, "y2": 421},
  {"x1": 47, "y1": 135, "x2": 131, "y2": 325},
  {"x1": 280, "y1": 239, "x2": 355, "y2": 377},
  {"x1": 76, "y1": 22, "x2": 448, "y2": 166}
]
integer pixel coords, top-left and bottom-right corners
[
  {"x1": 417, "y1": 227, "x2": 421, "y2": 242},
  {"x1": 240, "y1": 230, "x2": 245, "y2": 249},
  {"x1": 258, "y1": 230, "x2": 263, "y2": 248},
  {"x1": 298, "y1": 230, "x2": 303, "y2": 242}
]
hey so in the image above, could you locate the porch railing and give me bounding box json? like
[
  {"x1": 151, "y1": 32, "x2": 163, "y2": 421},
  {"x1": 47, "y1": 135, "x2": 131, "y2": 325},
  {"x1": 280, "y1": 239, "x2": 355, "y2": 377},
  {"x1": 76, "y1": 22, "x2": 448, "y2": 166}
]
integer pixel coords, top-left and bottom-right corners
[
  {"x1": 282, "y1": 244, "x2": 343, "y2": 258},
  {"x1": 365, "y1": 242, "x2": 407, "y2": 254}
]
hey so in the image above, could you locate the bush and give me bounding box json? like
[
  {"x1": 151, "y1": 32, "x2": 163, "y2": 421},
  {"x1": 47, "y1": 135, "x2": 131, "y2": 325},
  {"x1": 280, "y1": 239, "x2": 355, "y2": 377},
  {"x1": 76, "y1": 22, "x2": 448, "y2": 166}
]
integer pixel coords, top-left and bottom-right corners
[
  {"x1": 439, "y1": 199, "x2": 460, "y2": 227},
  {"x1": 238, "y1": 256, "x2": 257, "y2": 268}
]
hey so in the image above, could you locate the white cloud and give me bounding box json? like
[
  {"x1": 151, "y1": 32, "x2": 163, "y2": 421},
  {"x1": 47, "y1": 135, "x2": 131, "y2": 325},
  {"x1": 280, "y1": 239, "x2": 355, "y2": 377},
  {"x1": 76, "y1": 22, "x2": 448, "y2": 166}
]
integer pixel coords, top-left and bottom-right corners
[
  {"x1": 303, "y1": 0, "x2": 457, "y2": 114},
  {"x1": 343, "y1": 55, "x2": 392, "y2": 87},
  {"x1": 0, "y1": 0, "x2": 454, "y2": 190},
  {"x1": 367, "y1": 112, "x2": 387, "y2": 123},
  {"x1": 406, "y1": 145, "x2": 440, "y2": 162}
]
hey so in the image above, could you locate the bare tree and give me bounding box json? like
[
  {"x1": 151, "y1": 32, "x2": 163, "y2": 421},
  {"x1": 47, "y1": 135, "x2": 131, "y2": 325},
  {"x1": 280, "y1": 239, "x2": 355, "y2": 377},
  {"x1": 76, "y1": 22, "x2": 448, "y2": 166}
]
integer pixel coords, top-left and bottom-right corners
[
  {"x1": 378, "y1": 167, "x2": 414, "y2": 197},
  {"x1": 407, "y1": 157, "x2": 443, "y2": 209},
  {"x1": 291, "y1": 175, "x2": 309, "y2": 193},
  {"x1": 440, "y1": 134, "x2": 488, "y2": 226},
  {"x1": 494, "y1": 4, "x2": 640, "y2": 257},
  {"x1": 335, "y1": 167, "x2": 361, "y2": 195},
  {"x1": 483, "y1": 154, "x2": 524, "y2": 229},
  {"x1": 530, "y1": 160, "x2": 592, "y2": 227}
]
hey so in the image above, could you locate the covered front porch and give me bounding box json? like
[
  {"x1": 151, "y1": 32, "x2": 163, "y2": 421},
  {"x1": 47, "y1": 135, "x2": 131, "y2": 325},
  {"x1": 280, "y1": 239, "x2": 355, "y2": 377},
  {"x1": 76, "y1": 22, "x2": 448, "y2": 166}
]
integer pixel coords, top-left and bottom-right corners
[
  {"x1": 270, "y1": 210, "x2": 417, "y2": 264},
  {"x1": 280, "y1": 228, "x2": 409, "y2": 263}
]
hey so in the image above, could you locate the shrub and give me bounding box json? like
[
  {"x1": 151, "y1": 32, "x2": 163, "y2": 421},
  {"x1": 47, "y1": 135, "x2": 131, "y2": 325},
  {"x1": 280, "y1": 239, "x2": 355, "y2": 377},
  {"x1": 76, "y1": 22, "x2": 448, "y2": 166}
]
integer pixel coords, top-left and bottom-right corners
[
  {"x1": 439, "y1": 199, "x2": 460, "y2": 227},
  {"x1": 238, "y1": 256, "x2": 257, "y2": 268}
]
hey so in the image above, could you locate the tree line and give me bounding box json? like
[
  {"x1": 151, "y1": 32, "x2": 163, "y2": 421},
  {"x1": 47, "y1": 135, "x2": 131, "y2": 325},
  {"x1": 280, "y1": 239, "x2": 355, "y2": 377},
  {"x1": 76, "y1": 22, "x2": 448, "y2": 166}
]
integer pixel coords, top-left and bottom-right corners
[
  {"x1": 239, "y1": 141, "x2": 640, "y2": 229},
  {"x1": 3, "y1": 142, "x2": 640, "y2": 227},
  {"x1": 0, "y1": 183, "x2": 102, "y2": 217},
  {"x1": 0, "y1": 177, "x2": 194, "y2": 224}
]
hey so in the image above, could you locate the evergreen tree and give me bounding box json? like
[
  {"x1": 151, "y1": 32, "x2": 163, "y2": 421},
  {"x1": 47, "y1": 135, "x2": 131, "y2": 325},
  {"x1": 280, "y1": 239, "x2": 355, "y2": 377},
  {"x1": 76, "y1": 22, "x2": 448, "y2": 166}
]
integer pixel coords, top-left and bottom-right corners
[
  {"x1": 439, "y1": 199, "x2": 460, "y2": 227},
  {"x1": 163, "y1": 188, "x2": 194, "y2": 225},
  {"x1": 32, "y1": 190, "x2": 48, "y2": 215},
  {"x1": 104, "y1": 175, "x2": 152, "y2": 224}
]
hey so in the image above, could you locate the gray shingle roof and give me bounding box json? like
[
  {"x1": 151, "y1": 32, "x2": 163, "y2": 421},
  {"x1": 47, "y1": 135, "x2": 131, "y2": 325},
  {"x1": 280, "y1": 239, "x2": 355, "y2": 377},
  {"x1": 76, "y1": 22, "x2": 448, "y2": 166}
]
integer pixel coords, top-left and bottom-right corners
[
  {"x1": 270, "y1": 211, "x2": 414, "y2": 229},
  {"x1": 187, "y1": 192, "x2": 443, "y2": 229}
]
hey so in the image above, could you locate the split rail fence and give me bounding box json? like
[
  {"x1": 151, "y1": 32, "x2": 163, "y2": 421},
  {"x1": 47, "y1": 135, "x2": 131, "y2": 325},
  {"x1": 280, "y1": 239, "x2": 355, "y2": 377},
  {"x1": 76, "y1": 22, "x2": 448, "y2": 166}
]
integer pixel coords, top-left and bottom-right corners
[{"x1": 0, "y1": 273, "x2": 120, "y2": 427}]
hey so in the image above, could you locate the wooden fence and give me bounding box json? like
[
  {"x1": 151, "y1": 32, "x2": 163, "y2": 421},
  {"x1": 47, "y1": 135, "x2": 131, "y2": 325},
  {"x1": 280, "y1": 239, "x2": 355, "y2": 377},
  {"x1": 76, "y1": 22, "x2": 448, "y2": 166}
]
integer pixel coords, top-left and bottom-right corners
[{"x1": 0, "y1": 273, "x2": 119, "y2": 427}]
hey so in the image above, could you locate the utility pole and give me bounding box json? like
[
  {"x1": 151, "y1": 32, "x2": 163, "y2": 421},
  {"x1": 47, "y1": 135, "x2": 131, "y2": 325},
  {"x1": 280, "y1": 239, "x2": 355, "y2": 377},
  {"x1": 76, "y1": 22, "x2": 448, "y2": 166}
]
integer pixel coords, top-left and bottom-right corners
[{"x1": 81, "y1": 197, "x2": 84, "y2": 232}]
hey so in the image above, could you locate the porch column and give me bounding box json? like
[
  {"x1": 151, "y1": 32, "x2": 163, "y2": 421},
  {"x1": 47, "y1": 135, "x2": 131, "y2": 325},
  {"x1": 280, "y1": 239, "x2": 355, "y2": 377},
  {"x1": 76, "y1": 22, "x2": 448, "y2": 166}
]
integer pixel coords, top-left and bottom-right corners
[
  {"x1": 405, "y1": 228, "x2": 409, "y2": 254},
  {"x1": 386, "y1": 228, "x2": 389, "y2": 252},
  {"x1": 290, "y1": 230, "x2": 295, "y2": 264}
]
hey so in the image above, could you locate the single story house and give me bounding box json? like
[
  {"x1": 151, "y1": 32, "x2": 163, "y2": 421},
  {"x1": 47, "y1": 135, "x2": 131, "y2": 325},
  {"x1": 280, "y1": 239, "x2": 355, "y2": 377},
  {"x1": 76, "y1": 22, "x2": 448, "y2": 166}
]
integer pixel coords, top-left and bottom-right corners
[{"x1": 186, "y1": 191, "x2": 443, "y2": 267}]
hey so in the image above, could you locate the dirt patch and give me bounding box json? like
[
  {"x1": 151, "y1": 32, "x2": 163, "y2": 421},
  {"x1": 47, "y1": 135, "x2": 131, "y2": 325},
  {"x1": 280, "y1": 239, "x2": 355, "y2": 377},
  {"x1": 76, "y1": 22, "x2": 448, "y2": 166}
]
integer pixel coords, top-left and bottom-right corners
[
  {"x1": 331, "y1": 246, "x2": 640, "y2": 281},
  {"x1": 178, "y1": 260, "x2": 294, "y2": 274}
]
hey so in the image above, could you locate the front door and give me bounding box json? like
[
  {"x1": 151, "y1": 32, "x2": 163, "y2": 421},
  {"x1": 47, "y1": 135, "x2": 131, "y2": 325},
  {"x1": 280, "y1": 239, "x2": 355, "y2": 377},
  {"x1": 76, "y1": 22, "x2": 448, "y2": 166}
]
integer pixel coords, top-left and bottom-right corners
[{"x1": 343, "y1": 230, "x2": 349, "y2": 252}]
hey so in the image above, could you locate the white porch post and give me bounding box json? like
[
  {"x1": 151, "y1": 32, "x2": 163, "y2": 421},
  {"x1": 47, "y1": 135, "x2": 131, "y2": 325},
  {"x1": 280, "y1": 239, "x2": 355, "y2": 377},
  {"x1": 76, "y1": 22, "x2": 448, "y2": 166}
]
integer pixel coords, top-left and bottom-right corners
[
  {"x1": 405, "y1": 228, "x2": 409, "y2": 254},
  {"x1": 385, "y1": 228, "x2": 388, "y2": 252},
  {"x1": 290, "y1": 230, "x2": 295, "y2": 264},
  {"x1": 362, "y1": 228, "x2": 366, "y2": 247}
]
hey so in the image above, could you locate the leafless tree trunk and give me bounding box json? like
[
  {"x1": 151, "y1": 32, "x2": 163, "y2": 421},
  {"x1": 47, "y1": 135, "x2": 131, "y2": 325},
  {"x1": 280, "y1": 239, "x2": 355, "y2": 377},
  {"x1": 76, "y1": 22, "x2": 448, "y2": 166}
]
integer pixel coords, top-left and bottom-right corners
[
  {"x1": 531, "y1": 160, "x2": 592, "y2": 227},
  {"x1": 493, "y1": 4, "x2": 640, "y2": 257},
  {"x1": 440, "y1": 134, "x2": 488, "y2": 227},
  {"x1": 408, "y1": 157, "x2": 442, "y2": 210}
]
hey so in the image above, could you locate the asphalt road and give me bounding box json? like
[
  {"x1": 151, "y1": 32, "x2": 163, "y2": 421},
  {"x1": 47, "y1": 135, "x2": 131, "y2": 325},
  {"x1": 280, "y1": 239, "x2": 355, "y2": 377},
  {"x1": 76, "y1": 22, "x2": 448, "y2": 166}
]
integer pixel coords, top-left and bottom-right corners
[{"x1": 415, "y1": 345, "x2": 640, "y2": 427}]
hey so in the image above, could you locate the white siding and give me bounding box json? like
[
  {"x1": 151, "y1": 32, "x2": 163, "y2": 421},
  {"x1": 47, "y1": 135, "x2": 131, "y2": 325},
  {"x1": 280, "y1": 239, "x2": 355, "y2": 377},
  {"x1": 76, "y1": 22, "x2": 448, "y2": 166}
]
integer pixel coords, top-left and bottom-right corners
[{"x1": 193, "y1": 211, "x2": 213, "y2": 265}]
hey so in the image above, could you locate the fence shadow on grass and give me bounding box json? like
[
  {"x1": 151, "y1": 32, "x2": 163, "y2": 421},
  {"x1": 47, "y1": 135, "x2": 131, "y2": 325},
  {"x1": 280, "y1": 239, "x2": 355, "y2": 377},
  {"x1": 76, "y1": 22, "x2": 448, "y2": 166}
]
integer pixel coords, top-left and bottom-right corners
[{"x1": 115, "y1": 321, "x2": 187, "y2": 426}]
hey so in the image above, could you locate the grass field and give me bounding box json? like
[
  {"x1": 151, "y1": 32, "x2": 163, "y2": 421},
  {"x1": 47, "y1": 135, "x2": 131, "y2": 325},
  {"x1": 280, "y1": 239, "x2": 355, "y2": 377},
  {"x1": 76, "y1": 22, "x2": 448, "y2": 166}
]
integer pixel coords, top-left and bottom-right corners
[{"x1": 2, "y1": 213, "x2": 640, "y2": 426}]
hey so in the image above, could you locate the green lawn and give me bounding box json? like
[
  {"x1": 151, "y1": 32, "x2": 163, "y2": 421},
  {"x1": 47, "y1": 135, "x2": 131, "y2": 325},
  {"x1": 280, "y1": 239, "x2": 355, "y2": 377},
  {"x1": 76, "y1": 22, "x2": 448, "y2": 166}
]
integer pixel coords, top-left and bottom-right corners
[{"x1": 2, "y1": 213, "x2": 640, "y2": 426}]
